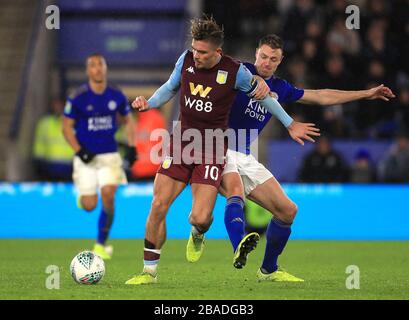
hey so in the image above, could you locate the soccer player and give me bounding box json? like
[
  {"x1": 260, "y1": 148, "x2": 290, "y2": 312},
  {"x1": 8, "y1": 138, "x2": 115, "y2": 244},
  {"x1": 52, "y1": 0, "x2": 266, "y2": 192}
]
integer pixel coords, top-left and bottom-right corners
[
  {"x1": 125, "y1": 17, "x2": 319, "y2": 285},
  {"x1": 219, "y1": 34, "x2": 395, "y2": 281},
  {"x1": 62, "y1": 54, "x2": 137, "y2": 260}
]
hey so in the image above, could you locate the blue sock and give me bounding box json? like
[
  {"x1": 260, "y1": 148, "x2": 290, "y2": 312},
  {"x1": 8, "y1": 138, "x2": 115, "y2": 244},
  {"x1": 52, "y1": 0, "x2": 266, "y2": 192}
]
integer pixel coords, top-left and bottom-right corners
[
  {"x1": 224, "y1": 196, "x2": 245, "y2": 252},
  {"x1": 97, "y1": 207, "x2": 114, "y2": 245},
  {"x1": 261, "y1": 217, "x2": 292, "y2": 273}
]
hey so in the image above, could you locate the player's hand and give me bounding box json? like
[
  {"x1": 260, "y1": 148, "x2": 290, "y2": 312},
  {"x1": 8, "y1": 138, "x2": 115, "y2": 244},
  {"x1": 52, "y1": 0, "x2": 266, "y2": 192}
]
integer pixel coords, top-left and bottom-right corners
[
  {"x1": 76, "y1": 148, "x2": 96, "y2": 164},
  {"x1": 132, "y1": 96, "x2": 150, "y2": 111},
  {"x1": 252, "y1": 75, "x2": 270, "y2": 100},
  {"x1": 366, "y1": 84, "x2": 395, "y2": 101},
  {"x1": 287, "y1": 121, "x2": 321, "y2": 146},
  {"x1": 125, "y1": 145, "x2": 138, "y2": 167}
]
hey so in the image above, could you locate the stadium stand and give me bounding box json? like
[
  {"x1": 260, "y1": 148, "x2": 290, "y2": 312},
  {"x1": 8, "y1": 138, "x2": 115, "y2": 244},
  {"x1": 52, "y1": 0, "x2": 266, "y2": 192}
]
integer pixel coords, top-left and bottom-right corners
[{"x1": 0, "y1": 0, "x2": 37, "y2": 179}]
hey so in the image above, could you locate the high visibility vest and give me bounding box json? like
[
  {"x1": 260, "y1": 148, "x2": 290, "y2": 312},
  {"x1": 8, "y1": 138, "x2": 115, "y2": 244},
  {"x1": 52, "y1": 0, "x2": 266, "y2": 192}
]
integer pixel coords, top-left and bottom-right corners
[{"x1": 33, "y1": 115, "x2": 74, "y2": 163}]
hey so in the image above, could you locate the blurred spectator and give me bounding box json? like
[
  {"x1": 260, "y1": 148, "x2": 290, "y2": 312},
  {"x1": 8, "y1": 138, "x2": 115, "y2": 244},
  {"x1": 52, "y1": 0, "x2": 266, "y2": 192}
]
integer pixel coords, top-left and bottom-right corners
[
  {"x1": 298, "y1": 136, "x2": 349, "y2": 182},
  {"x1": 320, "y1": 105, "x2": 351, "y2": 138},
  {"x1": 281, "y1": 0, "x2": 318, "y2": 55},
  {"x1": 367, "y1": 59, "x2": 388, "y2": 84},
  {"x1": 396, "y1": 87, "x2": 409, "y2": 131},
  {"x1": 33, "y1": 99, "x2": 74, "y2": 181},
  {"x1": 286, "y1": 55, "x2": 311, "y2": 88},
  {"x1": 320, "y1": 55, "x2": 352, "y2": 90},
  {"x1": 305, "y1": 18, "x2": 325, "y2": 41},
  {"x1": 326, "y1": 16, "x2": 361, "y2": 56},
  {"x1": 131, "y1": 109, "x2": 166, "y2": 180},
  {"x1": 238, "y1": 0, "x2": 275, "y2": 39},
  {"x1": 350, "y1": 149, "x2": 377, "y2": 183},
  {"x1": 366, "y1": 0, "x2": 390, "y2": 22},
  {"x1": 363, "y1": 19, "x2": 398, "y2": 71},
  {"x1": 392, "y1": 0, "x2": 409, "y2": 73},
  {"x1": 204, "y1": 0, "x2": 241, "y2": 53},
  {"x1": 325, "y1": 0, "x2": 349, "y2": 22},
  {"x1": 354, "y1": 60, "x2": 396, "y2": 138},
  {"x1": 301, "y1": 38, "x2": 324, "y2": 77},
  {"x1": 378, "y1": 132, "x2": 409, "y2": 182}
]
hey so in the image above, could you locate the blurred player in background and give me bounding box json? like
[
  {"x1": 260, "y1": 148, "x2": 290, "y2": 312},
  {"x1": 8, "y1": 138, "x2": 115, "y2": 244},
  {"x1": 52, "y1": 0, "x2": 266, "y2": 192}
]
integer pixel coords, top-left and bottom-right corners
[
  {"x1": 125, "y1": 16, "x2": 318, "y2": 285},
  {"x1": 219, "y1": 34, "x2": 395, "y2": 282},
  {"x1": 62, "y1": 54, "x2": 137, "y2": 260}
]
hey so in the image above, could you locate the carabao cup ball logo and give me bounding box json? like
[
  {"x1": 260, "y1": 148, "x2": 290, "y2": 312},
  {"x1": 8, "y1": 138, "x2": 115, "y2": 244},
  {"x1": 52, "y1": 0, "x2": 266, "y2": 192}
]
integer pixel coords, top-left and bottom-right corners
[
  {"x1": 77, "y1": 251, "x2": 94, "y2": 269},
  {"x1": 108, "y1": 100, "x2": 117, "y2": 111}
]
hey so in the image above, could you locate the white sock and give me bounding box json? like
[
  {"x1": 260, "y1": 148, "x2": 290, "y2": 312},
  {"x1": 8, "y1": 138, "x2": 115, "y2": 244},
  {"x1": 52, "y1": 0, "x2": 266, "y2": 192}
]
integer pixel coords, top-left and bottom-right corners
[{"x1": 143, "y1": 248, "x2": 161, "y2": 276}]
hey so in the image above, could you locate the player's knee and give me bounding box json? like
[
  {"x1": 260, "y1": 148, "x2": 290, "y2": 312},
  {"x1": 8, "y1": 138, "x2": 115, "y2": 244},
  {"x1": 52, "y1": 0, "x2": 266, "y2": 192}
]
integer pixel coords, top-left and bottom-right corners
[
  {"x1": 281, "y1": 201, "x2": 298, "y2": 223},
  {"x1": 151, "y1": 197, "x2": 170, "y2": 215},
  {"x1": 82, "y1": 199, "x2": 97, "y2": 212},
  {"x1": 225, "y1": 186, "x2": 245, "y2": 199},
  {"x1": 189, "y1": 214, "x2": 213, "y2": 233}
]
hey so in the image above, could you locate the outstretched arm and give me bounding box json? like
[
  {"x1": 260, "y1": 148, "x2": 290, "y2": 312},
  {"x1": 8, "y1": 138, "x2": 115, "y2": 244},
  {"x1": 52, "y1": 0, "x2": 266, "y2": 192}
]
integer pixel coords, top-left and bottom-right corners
[{"x1": 299, "y1": 84, "x2": 395, "y2": 105}]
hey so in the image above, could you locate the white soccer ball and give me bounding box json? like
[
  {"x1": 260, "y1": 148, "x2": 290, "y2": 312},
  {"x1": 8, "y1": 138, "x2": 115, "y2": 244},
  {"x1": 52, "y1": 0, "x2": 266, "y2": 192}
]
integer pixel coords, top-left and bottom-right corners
[{"x1": 70, "y1": 251, "x2": 105, "y2": 285}]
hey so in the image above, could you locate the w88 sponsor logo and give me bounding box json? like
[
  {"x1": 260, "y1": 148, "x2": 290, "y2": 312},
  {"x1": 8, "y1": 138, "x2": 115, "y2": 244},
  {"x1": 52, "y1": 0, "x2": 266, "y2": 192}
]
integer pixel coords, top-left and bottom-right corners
[{"x1": 184, "y1": 96, "x2": 213, "y2": 113}]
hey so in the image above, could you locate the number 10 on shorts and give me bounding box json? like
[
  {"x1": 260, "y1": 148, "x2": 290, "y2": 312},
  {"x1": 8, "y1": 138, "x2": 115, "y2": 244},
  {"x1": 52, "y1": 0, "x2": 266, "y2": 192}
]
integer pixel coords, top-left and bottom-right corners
[{"x1": 204, "y1": 165, "x2": 219, "y2": 181}]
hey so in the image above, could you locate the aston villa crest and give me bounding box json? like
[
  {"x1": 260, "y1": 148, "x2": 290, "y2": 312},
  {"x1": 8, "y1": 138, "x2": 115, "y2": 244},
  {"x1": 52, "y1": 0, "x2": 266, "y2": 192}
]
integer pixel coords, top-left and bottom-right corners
[{"x1": 216, "y1": 70, "x2": 228, "y2": 84}]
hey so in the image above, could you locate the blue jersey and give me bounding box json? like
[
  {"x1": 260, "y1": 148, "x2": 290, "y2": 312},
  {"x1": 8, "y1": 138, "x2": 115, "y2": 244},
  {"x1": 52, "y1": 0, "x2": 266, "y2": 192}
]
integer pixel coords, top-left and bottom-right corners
[
  {"x1": 228, "y1": 62, "x2": 304, "y2": 154},
  {"x1": 64, "y1": 83, "x2": 130, "y2": 154}
]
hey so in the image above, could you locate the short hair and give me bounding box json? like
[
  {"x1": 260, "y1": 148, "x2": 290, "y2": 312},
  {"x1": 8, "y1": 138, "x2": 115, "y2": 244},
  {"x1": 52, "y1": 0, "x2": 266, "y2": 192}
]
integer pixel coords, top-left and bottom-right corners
[
  {"x1": 85, "y1": 53, "x2": 106, "y2": 66},
  {"x1": 258, "y1": 34, "x2": 284, "y2": 51},
  {"x1": 190, "y1": 15, "x2": 224, "y2": 47}
]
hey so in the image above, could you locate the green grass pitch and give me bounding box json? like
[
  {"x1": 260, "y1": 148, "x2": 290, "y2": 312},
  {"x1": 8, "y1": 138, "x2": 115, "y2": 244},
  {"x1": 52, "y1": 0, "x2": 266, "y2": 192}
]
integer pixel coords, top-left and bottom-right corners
[{"x1": 1, "y1": 239, "x2": 409, "y2": 300}]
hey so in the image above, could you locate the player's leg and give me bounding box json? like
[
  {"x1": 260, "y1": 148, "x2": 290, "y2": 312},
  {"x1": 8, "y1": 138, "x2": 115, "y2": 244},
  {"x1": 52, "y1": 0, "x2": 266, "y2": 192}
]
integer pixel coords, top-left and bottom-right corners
[
  {"x1": 186, "y1": 162, "x2": 225, "y2": 262},
  {"x1": 80, "y1": 195, "x2": 98, "y2": 211},
  {"x1": 221, "y1": 171, "x2": 260, "y2": 268},
  {"x1": 93, "y1": 153, "x2": 126, "y2": 259},
  {"x1": 126, "y1": 172, "x2": 186, "y2": 285},
  {"x1": 93, "y1": 184, "x2": 117, "y2": 259},
  {"x1": 221, "y1": 149, "x2": 247, "y2": 251},
  {"x1": 221, "y1": 172, "x2": 245, "y2": 251},
  {"x1": 185, "y1": 182, "x2": 218, "y2": 262},
  {"x1": 73, "y1": 156, "x2": 99, "y2": 211},
  {"x1": 248, "y1": 177, "x2": 303, "y2": 281}
]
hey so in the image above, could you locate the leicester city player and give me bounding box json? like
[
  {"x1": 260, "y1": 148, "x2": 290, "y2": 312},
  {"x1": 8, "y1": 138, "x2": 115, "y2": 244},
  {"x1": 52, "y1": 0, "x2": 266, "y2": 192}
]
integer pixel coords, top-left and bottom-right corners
[
  {"x1": 220, "y1": 34, "x2": 395, "y2": 281},
  {"x1": 62, "y1": 54, "x2": 137, "y2": 260},
  {"x1": 125, "y1": 17, "x2": 318, "y2": 286}
]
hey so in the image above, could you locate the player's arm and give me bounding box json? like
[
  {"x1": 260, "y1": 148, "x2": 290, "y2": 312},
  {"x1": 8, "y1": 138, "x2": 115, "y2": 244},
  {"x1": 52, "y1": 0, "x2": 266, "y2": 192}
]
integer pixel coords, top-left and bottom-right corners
[
  {"x1": 121, "y1": 114, "x2": 135, "y2": 147},
  {"x1": 235, "y1": 64, "x2": 320, "y2": 145},
  {"x1": 119, "y1": 113, "x2": 138, "y2": 166},
  {"x1": 299, "y1": 85, "x2": 395, "y2": 105},
  {"x1": 62, "y1": 116, "x2": 81, "y2": 153},
  {"x1": 118, "y1": 94, "x2": 138, "y2": 166},
  {"x1": 62, "y1": 100, "x2": 95, "y2": 163},
  {"x1": 132, "y1": 50, "x2": 187, "y2": 111},
  {"x1": 235, "y1": 65, "x2": 292, "y2": 127}
]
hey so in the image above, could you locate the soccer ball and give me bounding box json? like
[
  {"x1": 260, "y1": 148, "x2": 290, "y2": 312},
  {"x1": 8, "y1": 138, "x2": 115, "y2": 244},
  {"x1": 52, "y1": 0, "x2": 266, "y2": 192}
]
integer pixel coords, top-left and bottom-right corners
[{"x1": 70, "y1": 251, "x2": 105, "y2": 284}]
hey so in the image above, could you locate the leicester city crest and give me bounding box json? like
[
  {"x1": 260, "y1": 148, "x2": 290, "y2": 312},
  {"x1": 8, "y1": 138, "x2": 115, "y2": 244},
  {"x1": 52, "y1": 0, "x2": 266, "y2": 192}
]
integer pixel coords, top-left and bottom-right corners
[
  {"x1": 64, "y1": 101, "x2": 72, "y2": 114},
  {"x1": 216, "y1": 70, "x2": 228, "y2": 84},
  {"x1": 108, "y1": 100, "x2": 117, "y2": 111}
]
